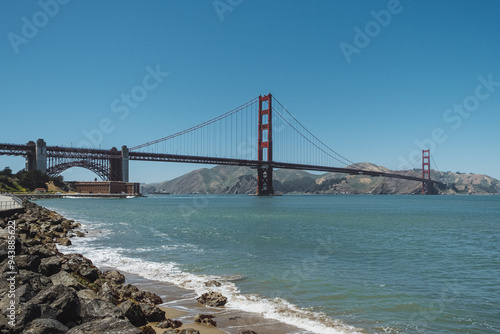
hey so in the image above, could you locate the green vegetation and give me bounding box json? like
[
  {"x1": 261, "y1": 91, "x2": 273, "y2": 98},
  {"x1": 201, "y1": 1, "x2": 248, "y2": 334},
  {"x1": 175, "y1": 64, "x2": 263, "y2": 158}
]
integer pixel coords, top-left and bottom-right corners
[
  {"x1": 16, "y1": 170, "x2": 50, "y2": 191},
  {"x1": 0, "y1": 167, "x2": 25, "y2": 192},
  {"x1": 0, "y1": 167, "x2": 66, "y2": 192}
]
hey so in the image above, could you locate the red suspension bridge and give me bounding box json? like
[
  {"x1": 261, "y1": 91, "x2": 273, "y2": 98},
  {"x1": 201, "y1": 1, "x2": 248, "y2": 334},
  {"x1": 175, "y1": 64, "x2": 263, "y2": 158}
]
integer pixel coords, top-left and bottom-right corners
[{"x1": 0, "y1": 94, "x2": 443, "y2": 195}]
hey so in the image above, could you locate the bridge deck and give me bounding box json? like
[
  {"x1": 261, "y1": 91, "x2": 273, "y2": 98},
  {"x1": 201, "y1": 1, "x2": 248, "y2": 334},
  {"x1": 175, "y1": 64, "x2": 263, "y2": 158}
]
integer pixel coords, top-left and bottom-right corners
[
  {"x1": 129, "y1": 152, "x2": 443, "y2": 184},
  {"x1": 0, "y1": 143, "x2": 32, "y2": 156},
  {"x1": 0, "y1": 143, "x2": 443, "y2": 185}
]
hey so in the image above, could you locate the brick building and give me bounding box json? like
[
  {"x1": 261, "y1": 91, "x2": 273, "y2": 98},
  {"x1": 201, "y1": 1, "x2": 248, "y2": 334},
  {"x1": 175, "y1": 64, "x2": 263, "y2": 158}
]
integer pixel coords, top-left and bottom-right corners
[{"x1": 71, "y1": 181, "x2": 140, "y2": 195}]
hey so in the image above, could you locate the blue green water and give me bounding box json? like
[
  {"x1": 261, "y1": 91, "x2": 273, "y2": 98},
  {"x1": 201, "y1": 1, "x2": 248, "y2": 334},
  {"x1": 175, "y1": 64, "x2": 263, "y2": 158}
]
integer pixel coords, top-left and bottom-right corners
[{"x1": 41, "y1": 195, "x2": 500, "y2": 333}]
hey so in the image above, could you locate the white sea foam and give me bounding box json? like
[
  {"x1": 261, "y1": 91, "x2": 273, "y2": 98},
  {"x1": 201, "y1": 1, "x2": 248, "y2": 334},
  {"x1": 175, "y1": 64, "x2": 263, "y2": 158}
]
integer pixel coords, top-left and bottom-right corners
[
  {"x1": 51, "y1": 208, "x2": 362, "y2": 334},
  {"x1": 61, "y1": 235, "x2": 362, "y2": 334}
]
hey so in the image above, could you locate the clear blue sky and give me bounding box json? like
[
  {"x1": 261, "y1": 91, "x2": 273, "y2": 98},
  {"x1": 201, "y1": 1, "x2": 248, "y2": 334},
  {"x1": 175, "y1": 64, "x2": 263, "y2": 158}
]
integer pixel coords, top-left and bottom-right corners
[{"x1": 1, "y1": 0, "x2": 499, "y2": 183}]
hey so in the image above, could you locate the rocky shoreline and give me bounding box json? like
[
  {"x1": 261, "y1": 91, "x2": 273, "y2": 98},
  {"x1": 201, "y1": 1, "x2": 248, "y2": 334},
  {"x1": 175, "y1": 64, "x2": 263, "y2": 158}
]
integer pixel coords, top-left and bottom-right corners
[{"x1": 0, "y1": 200, "x2": 255, "y2": 334}]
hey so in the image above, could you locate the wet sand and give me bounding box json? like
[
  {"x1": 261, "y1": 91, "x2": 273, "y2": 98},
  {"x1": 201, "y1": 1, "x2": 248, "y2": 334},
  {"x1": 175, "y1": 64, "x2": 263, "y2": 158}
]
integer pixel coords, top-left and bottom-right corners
[
  {"x1": 120, "y1": 269, "x2": 308, "y2": 334},
  {"x1": 149, "y1": 306, "x2": 224, "y2": 334}
]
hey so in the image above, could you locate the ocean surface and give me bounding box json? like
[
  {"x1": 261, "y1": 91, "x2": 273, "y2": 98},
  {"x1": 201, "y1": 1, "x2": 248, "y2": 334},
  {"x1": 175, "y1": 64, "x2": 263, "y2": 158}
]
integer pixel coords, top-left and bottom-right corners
[{"x1": 40, "y1": 195, "x2": 500, "y2": 333}]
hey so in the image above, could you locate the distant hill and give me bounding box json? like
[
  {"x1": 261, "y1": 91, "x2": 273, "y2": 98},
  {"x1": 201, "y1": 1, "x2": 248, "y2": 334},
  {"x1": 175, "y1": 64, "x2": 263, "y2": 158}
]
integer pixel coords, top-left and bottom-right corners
[{"x1": 141, "y1": 163, "x2": 500, "y2": 195}]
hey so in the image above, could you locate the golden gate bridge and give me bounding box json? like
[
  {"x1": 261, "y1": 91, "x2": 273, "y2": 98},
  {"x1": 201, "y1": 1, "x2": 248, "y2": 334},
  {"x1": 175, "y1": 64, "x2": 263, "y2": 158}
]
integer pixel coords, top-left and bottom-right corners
[{"x1": 0, "y1": 94, "x2": 443, "y2": 195}]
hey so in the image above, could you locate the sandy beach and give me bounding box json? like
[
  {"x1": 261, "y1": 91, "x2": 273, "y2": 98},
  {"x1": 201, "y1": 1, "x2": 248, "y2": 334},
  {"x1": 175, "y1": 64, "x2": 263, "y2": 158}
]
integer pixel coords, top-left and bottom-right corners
[
  {"x1": 150, "y1": 306, "x2": 225, "y2": 334},
  {"x1": 123, "y1": 270, "x2": 312, "y2": 334}
]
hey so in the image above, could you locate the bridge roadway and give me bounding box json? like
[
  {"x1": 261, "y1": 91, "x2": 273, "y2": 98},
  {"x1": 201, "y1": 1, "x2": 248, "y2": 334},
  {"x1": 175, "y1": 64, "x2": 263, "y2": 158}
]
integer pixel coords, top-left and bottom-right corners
[
  {"x1": 129, "y1": 152, "x2": 444, "y2": 185},
  {"x1": 0, "y1": 143, "x2": 120, "y2": 159},
  {"x1": 0, "y1": 143, "x2": 442, "y2": 185}
]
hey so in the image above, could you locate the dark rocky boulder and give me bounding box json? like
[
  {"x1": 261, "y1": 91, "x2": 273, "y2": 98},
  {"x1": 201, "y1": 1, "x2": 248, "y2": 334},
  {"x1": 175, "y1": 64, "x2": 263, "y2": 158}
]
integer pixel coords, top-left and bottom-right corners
[
  {"x1": 131, "y1": 289, "x2": 163, "y2": 305},
  {"x1": 237, "y1": 330, "x2": 259, "y2": 334},
  {"x1": 179, "y1": 329, "x2": 200, "y2": 334},
  {"x1": 139, "y1": 303, "x2": 166, "y2": 322},
  {"x1": 17, "y1": 270, "x2": 53, "y2": 299},
  {"x1": 194, "y1": 314, "x2": 217, "y2": 326},
  {"x1": 116, "y1": 284, "x2": 162, "y2": 305},
  {"x1": 101, "y1": 270, "x2": 126, "y2": 285},
  {"x1": 204, "y1": 280, "x2": 222, "y2": 287},
  {"x1": 0, "y1": 313, "x2": 12, "y2": 334},
  {"x1": 60, "y1": 253, "x2": 100, "y2": 282},
  {"x1": 14, "y1": 254, "x2": 41, "y2": 272},
  {"x1": 65, "y1": 317, "x2": 142, "y2": 334},
  {"x1": 22, "y1": 318, "x2": 69, "y2": 334},
  {"x1": 8, "y1": 302, "x2": 41, "y2": 334},
  {"x1": 141, "y1": 325, "x2": 157, "y2": 334},
  {"x1": 196, "y1": 291, "x2": 227, "y2": 307},
  {"x1": 162, "y1": 330, "x2": 200, "y2": 334},
  {"x1": 98, "y1": 281, "x2": 123, "y2": 305},
  {"x1": 157, "y1": 318, "x2": 183, "y2": 329},
  {"x1": 29, "y1": 284, "x2": 81, "y2": 326},
  {"x1": 16, "y1": 284, "x2": 36, "y2": 305},
  {"x1": 49, "y1": 271, "x2": 85, "y2": 291},
  {"x1": 74, "y1": 231, "x2": 86, "y2": 238},
  {"x1": 25, "y1": 238, "x2": 42, "y2": 247},
  {"x1": 79, "y1": 298, "x2": 125, "y2": 322},
  {"x1": 78, "y1": 263, "x2": 99, "y2": 282},
  {"x1": 0, "y1": 241, "x2": 8, "y2": 263},
  {"x1": 27, "y1": 244, "x2": 58, "y2": 258},
  {"x1": 77, "y1": 288, "x2": 99, "y2": 300},
  {"x1": 118, "y1": 300, "x2": 147, "y2": 327},
  {"x1": 38, "y1": 256, "x2": 62, "y2": 276},
  {"x1": 118, "y1": 284, "x2": 139, "y2": 299}
]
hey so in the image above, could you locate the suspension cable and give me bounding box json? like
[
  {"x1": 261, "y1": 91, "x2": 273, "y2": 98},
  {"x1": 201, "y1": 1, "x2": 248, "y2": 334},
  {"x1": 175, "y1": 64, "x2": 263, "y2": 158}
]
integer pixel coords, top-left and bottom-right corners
[
  {"x1": 273, "y1": 107, "x2": 351, "y2": 166},
  {"x1": 431, "y1": 153, "x2": 440, "y2": 174},
  {"x1": 272, "y1": 97, "x2": 355, "y2": 167},
  {"x1": 130, "y1": 97, "x2": 258, "y2": 151}
]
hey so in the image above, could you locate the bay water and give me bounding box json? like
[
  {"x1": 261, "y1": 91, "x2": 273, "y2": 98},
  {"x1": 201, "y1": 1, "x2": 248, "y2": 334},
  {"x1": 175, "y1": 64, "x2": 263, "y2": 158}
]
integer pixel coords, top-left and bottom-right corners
[{"x1": 40, "y1": 195, "x2": 500, "y2": 333}]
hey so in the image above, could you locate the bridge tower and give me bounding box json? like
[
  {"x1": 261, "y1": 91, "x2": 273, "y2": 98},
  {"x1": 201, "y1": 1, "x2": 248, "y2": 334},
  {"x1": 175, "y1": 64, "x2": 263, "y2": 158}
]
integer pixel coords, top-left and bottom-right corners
[
  {"x1": 422, "y1": 149, "x2": 431, "y2": 194},
  {"x1": 25, "y1": 141, "x2": 36, "y2": 171},
  {"x1": 36, "y1": 139, "x2": 47, "y2": 174},
  {"x1": 25, "y1": 139, "x2": 47, "y2": 173},
  {"x1": 256, "y1": 93, "x2": 274, "y2": 195},
  {"x1": 121, "y1": 145, "x2": 129, "y2": 182},
  {"x1": 108, "y1": 145, "x2": 129, "y2": 181}
]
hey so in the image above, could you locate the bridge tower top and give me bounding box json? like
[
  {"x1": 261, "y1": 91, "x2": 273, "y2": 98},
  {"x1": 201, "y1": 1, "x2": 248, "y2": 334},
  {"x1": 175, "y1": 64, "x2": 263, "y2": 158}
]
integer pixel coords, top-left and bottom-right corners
[
  {"x1": 258, "y1": 93, "x2": 272, "y2": 162},
  {"x1": 422, "y1": 149, "x2": 431, "y2": 194},
  {"x1": 256, "y1": 93, "x2": 274, "y2": 195}
]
